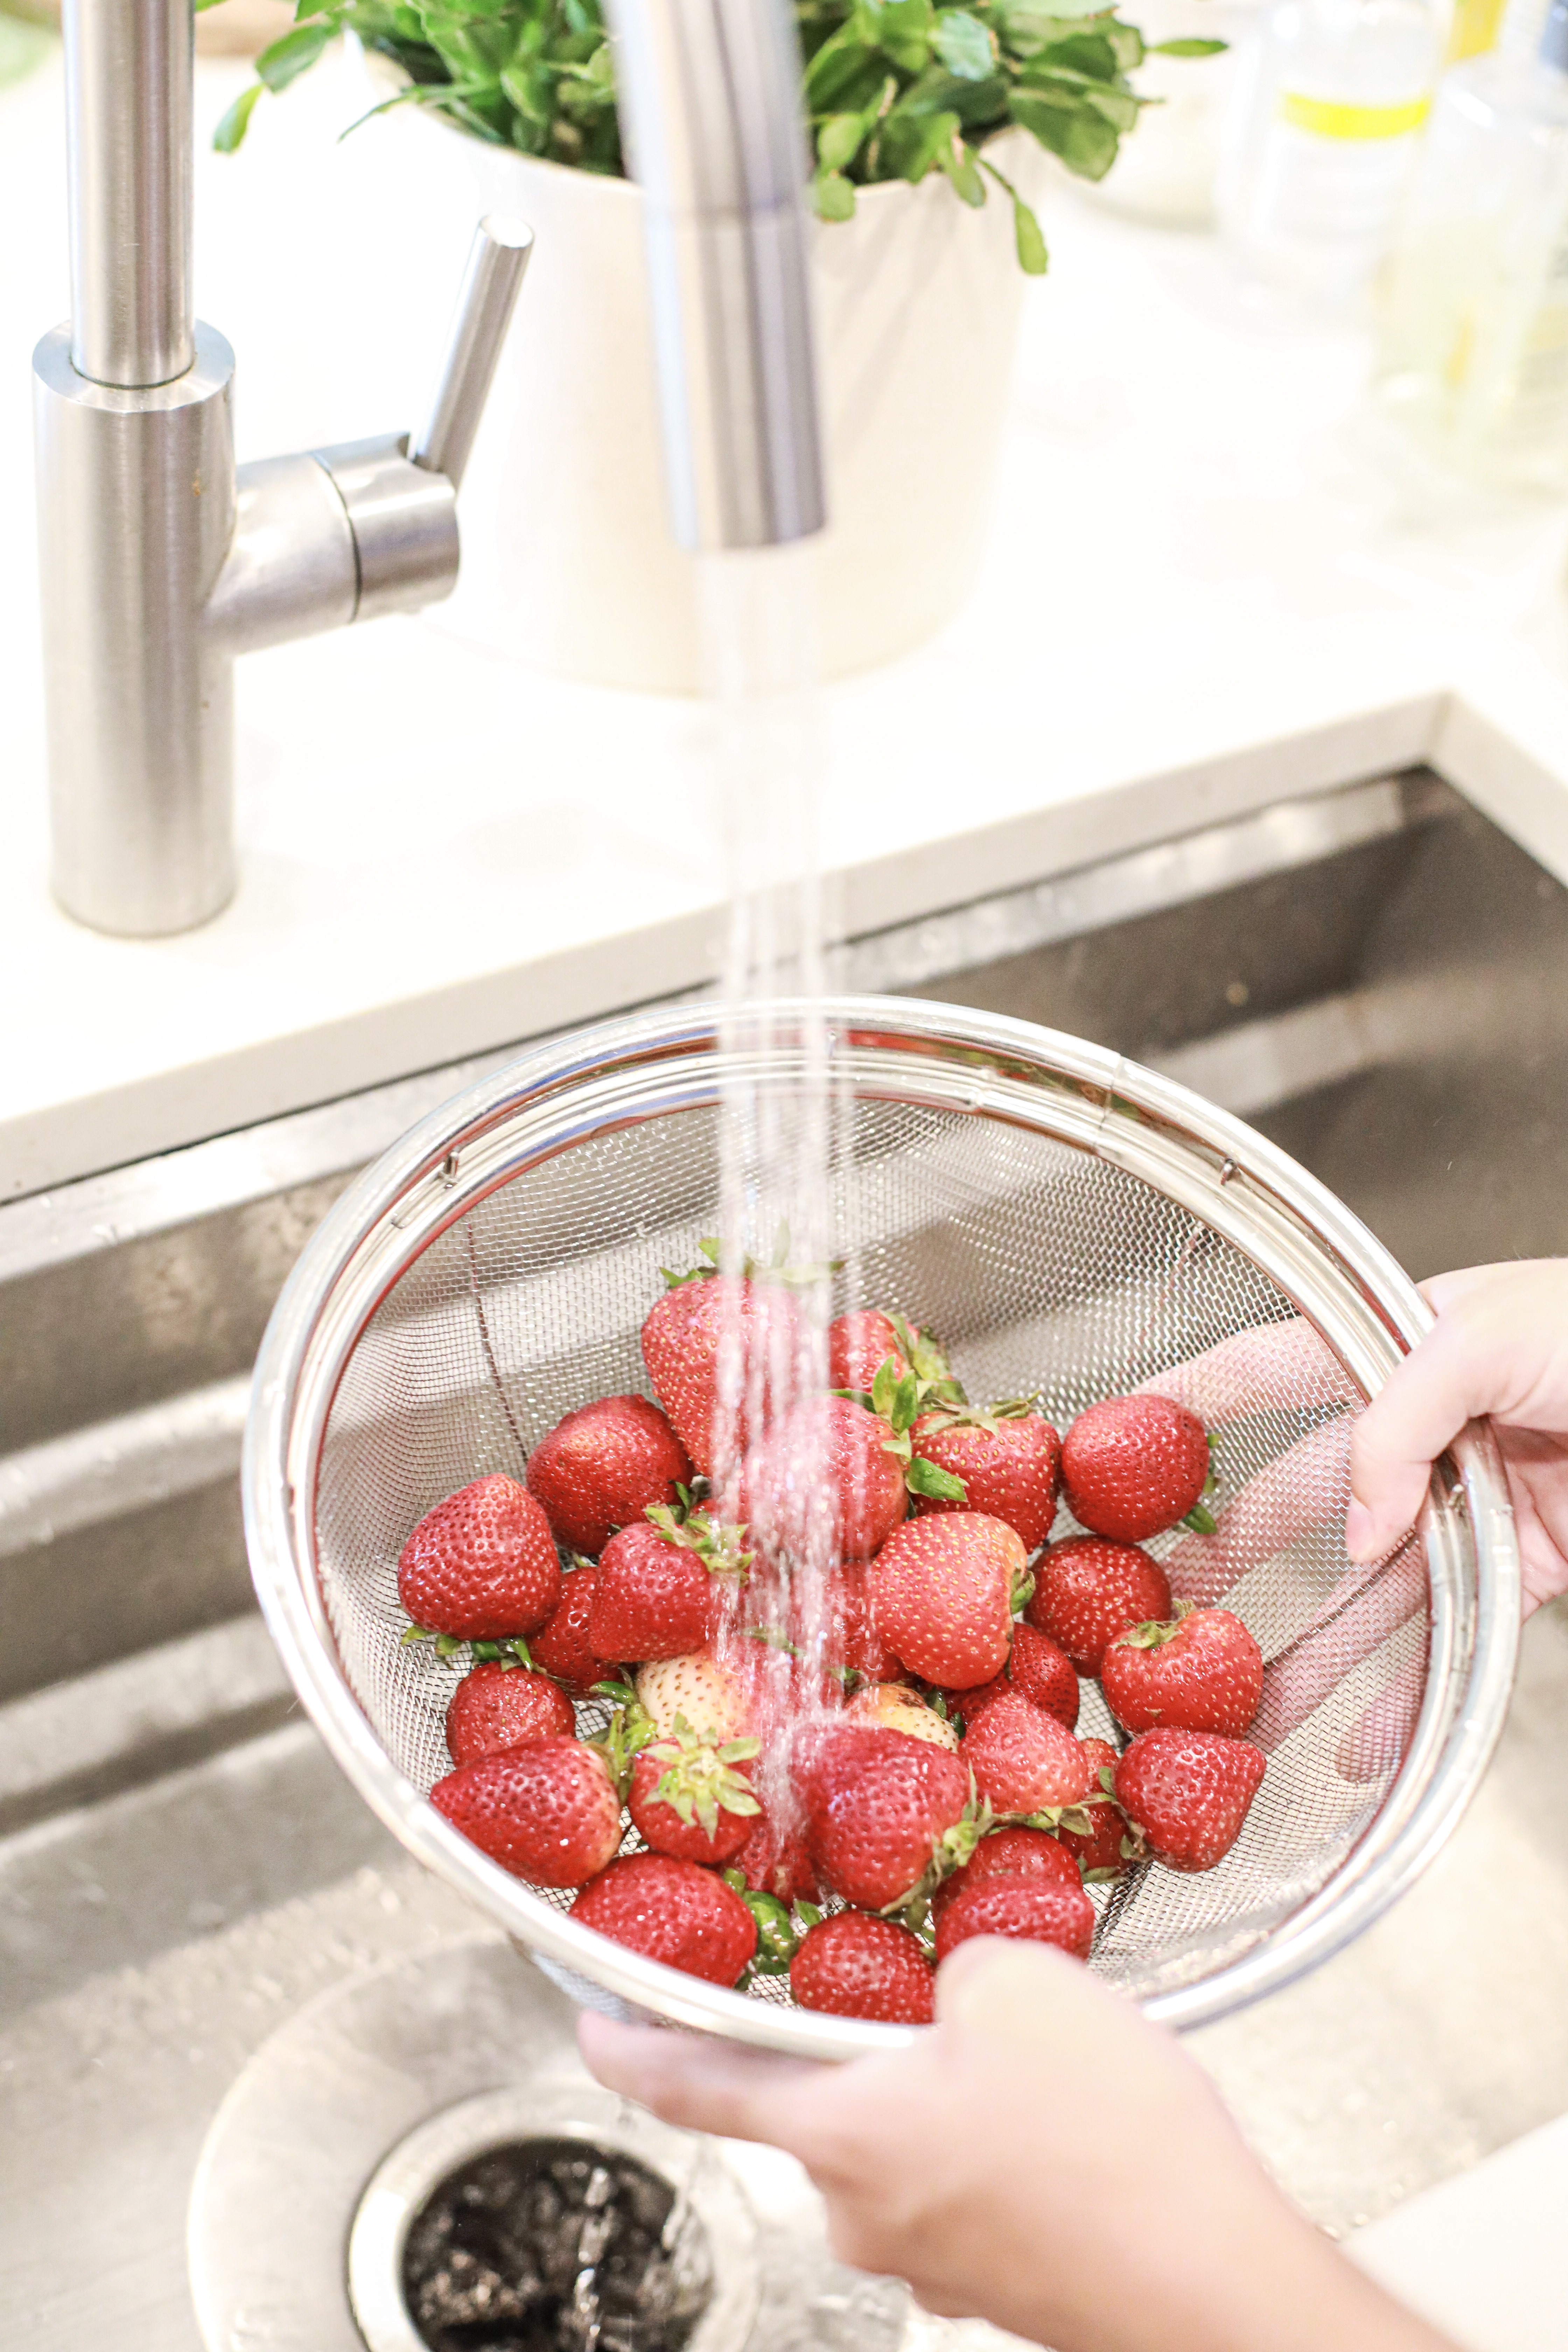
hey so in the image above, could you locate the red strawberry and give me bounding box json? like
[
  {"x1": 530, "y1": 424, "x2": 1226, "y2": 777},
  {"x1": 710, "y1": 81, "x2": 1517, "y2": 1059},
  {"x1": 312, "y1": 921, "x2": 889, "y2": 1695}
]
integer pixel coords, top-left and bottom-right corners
[
  {"x1": 641, "y1": 1272, "x2": 801, "y2": 1478},
  {"x1": 791, "y1": 1913, "x2": 934, "y2": 2024},
  {"x1": 828, "y1": 1310, "x2": 955, "y2": 1402},
  {"x1": 529, "y1": 1562, "x2": 623, "y2": 1697},
  {"x1": 1058, "y1": 1737, "x2": 1137, "y2": 1881},
  {"x1": 571, "y1": 1852, "x2": 757, "y2": 1986},
  {"x1": 818, "y1": 1565, "x2": 905, "y2": 1685},
  {"x1": 960, "y1": 1689, "x2": 1094, "y2": 1816},
  {"x1": 934, "y1": 1877, "x2": 1095, "y2": 1963},
  {"x1": 1101, "y1": 1605, "x2": 1264, "y2": 1738},
  {"x1": 626, "y1": 1721, "x2": 762, "y2": 1865},
  {"x1": 741, "y1": 1396, "x2": 907, "y2": 1563},
  {"x1": 730, "y1": 1811, "x2": 821, "y2": 1906},
  {"x1": 1062, "y1": 1395, "x2": 1211, "y2": 1542},
  {"x1": 430, "y1": 1737, "x2": 622, "y2": 1886},
  {"x1": 827, "y1": 1310, "x2": 914, "y2": 1394},
  {"x1": 941, "y1": 1622, "x2": 1080, "y2": 1731},
  {"x1": 799, "y1": 1725, "x2": 972, "y2": 1912},
  {"x1": 588, "y1": 1509, "x2": 750, "y2": 1663},
  {"x1": 910, "y1": 1406, "x2": 1062, "y2": 1551},
  {"x1": 525, "y1": 1394, "x2": 692, "y2": 1558},
  {"x1": 1113, "y1": 1727, "x2": 1266, "y2": 1872},
  {"x1": 866, "y1": 1513, "x2": 1024, "y2": 1689},
  {"x1": 398, "y1": 1474, "x2": 562, "y2": 1641},
  {"x1": 444, "y1": 1660, "x2": 575, "y2": 1766},
  {"x1": 932, "y1": 1823, "x2": 1080, "y2": 1918},
  {"x1": 1026, "y1": 1535, "x2": 1171, "y2": 1676}
]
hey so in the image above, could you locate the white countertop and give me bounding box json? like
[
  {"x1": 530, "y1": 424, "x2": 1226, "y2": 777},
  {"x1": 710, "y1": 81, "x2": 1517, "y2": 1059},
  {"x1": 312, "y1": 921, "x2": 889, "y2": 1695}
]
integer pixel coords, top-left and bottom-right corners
[{"x1": 6, "y1": 42, "x2": 1568, "y2": 1200}]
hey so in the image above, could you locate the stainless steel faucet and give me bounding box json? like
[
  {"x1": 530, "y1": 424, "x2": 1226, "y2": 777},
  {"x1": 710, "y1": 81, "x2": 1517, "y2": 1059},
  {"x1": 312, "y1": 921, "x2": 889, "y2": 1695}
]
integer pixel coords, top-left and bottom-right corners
[{"x1": 33, "y1": 0, "x2": 823, "y2": 938}]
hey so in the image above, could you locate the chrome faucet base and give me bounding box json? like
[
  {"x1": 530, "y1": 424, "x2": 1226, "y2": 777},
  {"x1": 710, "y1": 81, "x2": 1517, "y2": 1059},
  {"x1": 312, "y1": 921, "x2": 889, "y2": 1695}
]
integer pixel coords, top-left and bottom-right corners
[{"x1": 34, "y1": 321, "x2": 240, "y2": 937}]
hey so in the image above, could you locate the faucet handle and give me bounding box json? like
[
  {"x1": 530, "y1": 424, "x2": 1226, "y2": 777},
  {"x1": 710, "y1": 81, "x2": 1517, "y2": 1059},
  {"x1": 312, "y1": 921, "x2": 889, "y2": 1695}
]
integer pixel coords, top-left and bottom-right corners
[{"x1": 412, "y1": 215, "x2": 534, "y2": 492}]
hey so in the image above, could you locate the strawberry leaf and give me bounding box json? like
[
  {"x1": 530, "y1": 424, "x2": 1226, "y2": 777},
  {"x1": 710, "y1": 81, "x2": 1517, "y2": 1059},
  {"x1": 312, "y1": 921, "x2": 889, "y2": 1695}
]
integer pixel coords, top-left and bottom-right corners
[
  {"x1": 1009, "y1": 1566, "x2": 1036, "y2": 1617},
  {"x1": 906, "y1": 1455, "x2": 967, "y2": 1502},
  {"x1": 1181, "y1": 1501, "x2": 1218, "y2": 1534},
  {"x1": 870, "y1": 1356, "x2": 900, "y2": 1422}
]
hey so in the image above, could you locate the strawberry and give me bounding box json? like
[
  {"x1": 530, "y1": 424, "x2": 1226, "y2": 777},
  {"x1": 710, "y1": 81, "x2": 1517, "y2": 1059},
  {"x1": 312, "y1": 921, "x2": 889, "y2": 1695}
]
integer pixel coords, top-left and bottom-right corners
[
  {"x1": 571, "y1": 1853, "x2": 757, "y2": 1986},
  {"x1": 828, "y1": 1311, "x2": 959, "y2": 1405},
  {"x1": 817, "y1": 1564, "x2": 905, "y2": 1685},
  {"x1": 791, "y1": 1913, "x2": 934, "y2": 2024},
  {"x1": 1061, "y1": 1394, "x2": 1212, "y2": 1542},
  {"x1": 1101, "y1": 1604, "x2": 1264, "y2": 1738},
  {"x1": 932, "y1": 1823, "x2": 1080, "y2": 1918},
  {"x1": 799, "y1": 1724, "x2": 973, "y2": 1912},
  {"x1": 641, "y1": 1268, "x2": 801, "y2": 1478},
  {"x1": 940, "y1": 1622, "x2": 1080, "y2": 1731},
  {"x1": 588, "y1": 1508, "x2": 750, "y2": 1663},
  {"x1": 730, "y1": 1810, "x2": 821, "y2": 1906},
  {"x1": 1026, "y1": 1534, "x2": 1172, "y2": 1676},
  {"x1": 398, "y1": 1474, "x2": 562, "y2": 1641},
  {"x1": 827, "y1": 1310, "x2": 915, "y2": 1394},
  {"x1": 741, "y1": 1396, "x2": 907, "y2": 1563},
  {"x1": 529, "y1": 1561, "x2": 623, "y2": 1697},
  {"x1": 933, "y1": 1877, "x2": 1095, "y2": 1964},
  {"x1": 429, "y1": 1737, "x2": 622, "y2": 1886},
  {"x1": 1058, "y1": 1737, "x2": 1138, "y2": 1881},
  {"x1": 910, "y1": 1404, "x2": 1062, "y2": 1552},
  {"x1": 960, "y1": 1689, "x2": 1094, "y2": 1817},
  {"x1": 866, "y1": 1512, "x2": 1024, "y2": 1689},
  {"x1": 847, "y1": 1681, "x2": 960, "y2": 1748},
  {"x1": 626, "y1": 1719, "x2": 762, "y2": 1865},
  {"x1": 525, "y1": 1394, "x2": 692, "y2": 1558},
  {"x1": 444, "y1": 1660, "x2": 575, "y2": 1766},
  {"x1": 634, "y1": 1649, "x2": 754, "y2": 1743},
  {"x1": 1113, "y1": 1727, "x2": 1266, "y2": 1872}
]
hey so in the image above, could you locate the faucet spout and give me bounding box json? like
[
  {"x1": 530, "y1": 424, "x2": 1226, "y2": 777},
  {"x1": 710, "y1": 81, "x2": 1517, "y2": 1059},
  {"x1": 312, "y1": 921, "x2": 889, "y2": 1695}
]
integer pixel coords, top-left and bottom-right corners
[{"x1": 606, "y1": 0, "x2": 827, "y2": 551}]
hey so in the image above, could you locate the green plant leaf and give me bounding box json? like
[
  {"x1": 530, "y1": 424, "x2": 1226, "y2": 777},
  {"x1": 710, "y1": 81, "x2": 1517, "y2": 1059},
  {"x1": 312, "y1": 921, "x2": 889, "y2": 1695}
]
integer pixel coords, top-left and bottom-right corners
[
  {"x1": 818, "y1": 108, "x2": 869, "y2": 169},
  {"x1": 932, "y1": 6, "x2": 994, "y2": 76},
  {"x1": 1013, "y1": 191, "x2": 1049, "y2": 270},
  {"x1": 212, "y1": 80, "x2": 265, "y2": 150},
  {"x1": 256, "y1": 16, "x2": 334, "y2": 91},
  {"x1": 939, "y1": 133, "x2": 986, "y2": 203},
  {"x1": 1149, "y1": 34, "x2": 1226, "y2": 52}
]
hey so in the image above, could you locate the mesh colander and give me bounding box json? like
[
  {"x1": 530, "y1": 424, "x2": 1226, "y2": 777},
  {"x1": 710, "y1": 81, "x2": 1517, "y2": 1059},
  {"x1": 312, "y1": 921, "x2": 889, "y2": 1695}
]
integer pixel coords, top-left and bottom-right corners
[{"x1": 244, "y1": 997, "x2": 1520, "y2": 2056}]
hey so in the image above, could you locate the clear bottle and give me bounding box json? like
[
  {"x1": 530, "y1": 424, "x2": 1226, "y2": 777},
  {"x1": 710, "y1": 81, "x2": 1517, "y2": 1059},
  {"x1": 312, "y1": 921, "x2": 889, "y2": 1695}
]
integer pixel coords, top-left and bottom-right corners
[
  {"x1": 1374, "y1": 0, "x2": 1568, "y2": 488},
  {"x1": 1218, "y1": 0, "x2": 1444, "y2": 309}
]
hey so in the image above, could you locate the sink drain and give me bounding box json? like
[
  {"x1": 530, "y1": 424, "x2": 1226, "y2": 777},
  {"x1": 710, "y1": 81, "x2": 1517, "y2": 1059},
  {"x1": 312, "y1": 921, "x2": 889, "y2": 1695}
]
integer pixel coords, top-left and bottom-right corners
[
  {"x1": 399, "y1": 2137, "x2": 712, "y2": 2352},
  {"x1": 349, "y1": 2089, "x2": 758, "y2": 2352},
  {"x1": 188, "y1": 1935, "x2": 915, "y2": 2352}
]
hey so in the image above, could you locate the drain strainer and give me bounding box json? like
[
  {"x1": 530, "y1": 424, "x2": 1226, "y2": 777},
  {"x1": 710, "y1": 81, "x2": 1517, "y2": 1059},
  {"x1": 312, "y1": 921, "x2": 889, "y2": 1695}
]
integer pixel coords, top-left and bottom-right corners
[
  {"x1": 400, "y1": 2138, "x2": 710, "y2": 2351},
  {"x1": 187, "y1": 1934, "x2": 916, "y2": 2352},
  {"x1": 349, "y1": 2091, "x2": 758, "y2": 2352}
]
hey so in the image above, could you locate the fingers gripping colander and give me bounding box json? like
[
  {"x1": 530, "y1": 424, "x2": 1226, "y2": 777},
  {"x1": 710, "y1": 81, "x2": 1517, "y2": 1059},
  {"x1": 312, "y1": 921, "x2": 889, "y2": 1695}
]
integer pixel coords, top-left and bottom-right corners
[{"x1": 244, "y1": 999, "x2": 1520, "y2": 2057}]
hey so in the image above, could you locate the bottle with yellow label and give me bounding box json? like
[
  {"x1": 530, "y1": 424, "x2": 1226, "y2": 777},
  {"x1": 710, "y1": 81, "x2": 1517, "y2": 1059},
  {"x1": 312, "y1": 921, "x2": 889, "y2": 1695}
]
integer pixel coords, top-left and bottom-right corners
[
  {"x1": 1375, "y1": 0, "x2": 1568, "y2": 487},
  {"x1": 1217, "y1": 0, "x2": 1444, "y2": 308}
]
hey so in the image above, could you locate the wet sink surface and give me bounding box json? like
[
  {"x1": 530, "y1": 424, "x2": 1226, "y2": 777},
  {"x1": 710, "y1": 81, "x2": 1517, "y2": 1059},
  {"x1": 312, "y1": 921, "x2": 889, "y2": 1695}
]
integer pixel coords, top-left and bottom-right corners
[{"x1": 5, "y1": 766, "x2": 1568, "y2": 2349}]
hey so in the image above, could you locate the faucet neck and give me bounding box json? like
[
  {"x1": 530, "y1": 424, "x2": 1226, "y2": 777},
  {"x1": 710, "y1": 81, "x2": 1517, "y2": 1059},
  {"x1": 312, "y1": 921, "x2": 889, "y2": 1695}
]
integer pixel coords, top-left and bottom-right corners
[{"x1": 63, "y1": 0, "x2": 195, "y2": 387}]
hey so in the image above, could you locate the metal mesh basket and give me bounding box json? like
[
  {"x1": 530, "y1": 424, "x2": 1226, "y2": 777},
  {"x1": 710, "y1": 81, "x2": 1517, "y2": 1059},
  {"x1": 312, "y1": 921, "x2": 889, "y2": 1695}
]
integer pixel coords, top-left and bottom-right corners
[{"x1": 244, "y1": 999, "x2": 1520, "y2": 2056}]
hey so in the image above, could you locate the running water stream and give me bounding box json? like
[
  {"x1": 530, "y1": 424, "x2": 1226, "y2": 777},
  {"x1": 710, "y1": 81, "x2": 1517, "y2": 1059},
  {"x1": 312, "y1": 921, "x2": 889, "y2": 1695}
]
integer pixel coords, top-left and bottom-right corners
[{"x1": 695, "y1": 539, "x2": 863, "y2": 1817}]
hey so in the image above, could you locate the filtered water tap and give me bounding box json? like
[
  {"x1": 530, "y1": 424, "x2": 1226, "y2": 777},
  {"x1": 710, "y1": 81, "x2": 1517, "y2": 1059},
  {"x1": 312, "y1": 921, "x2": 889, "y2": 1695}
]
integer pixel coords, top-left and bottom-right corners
[
  {"x1": 33, "y1": 0, "x2": 822, "y2": 939},
  {"x1": 33, "y1": 0, "x2": 531, "y2": 938}
]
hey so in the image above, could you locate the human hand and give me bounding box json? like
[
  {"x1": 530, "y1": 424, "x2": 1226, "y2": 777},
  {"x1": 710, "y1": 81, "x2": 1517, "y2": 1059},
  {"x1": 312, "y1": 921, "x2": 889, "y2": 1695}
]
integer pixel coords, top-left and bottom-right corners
[
  {"x1": 1345, "y1": 1260, "x2": 1568, "y2": 1615},
  {"x1": 579, "y1": 1941, "x2": 1454, "y2": 2352}
]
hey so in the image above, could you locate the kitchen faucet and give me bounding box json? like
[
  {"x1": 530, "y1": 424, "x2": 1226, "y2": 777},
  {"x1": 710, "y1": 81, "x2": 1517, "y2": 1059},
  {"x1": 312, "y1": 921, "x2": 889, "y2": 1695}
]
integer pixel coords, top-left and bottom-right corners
[{"x1": 32, "y1": 0, "x2": 825, "y2": 939}]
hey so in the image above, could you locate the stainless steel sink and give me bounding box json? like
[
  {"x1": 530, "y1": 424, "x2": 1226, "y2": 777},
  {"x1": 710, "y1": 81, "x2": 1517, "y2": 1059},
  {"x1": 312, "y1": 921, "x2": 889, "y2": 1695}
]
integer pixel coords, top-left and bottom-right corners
[{"x1": 4, "y1": 764, "x2": 1567, "y2": 2350}]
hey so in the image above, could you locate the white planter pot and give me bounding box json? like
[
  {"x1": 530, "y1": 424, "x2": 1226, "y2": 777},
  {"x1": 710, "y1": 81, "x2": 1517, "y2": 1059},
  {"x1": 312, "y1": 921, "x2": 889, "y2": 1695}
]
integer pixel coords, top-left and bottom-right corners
[{"x1": 424, "y1": 131, "x2": 1035, "y2": 694}]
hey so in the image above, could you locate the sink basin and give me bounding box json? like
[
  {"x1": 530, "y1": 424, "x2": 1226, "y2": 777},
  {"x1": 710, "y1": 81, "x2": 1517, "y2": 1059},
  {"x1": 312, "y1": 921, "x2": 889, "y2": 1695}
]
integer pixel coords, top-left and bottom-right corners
[{"x1": 3, "y1": 763, "x2": 1566, "y2": 2350}]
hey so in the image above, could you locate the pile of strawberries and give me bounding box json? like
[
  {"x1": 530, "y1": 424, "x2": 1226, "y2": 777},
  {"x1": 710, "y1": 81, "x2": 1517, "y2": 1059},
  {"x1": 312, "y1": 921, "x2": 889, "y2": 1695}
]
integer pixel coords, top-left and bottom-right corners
[{"x1": 397, "y1": 1260, "x2": 1268, "y2": 2025}]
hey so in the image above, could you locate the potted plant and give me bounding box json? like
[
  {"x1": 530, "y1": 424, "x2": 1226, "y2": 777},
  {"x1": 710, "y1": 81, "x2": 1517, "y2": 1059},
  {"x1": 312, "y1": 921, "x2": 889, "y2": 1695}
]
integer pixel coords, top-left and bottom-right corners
[{"x1": 217, "y1": 0, "x2": 1219, "y2": 691}]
